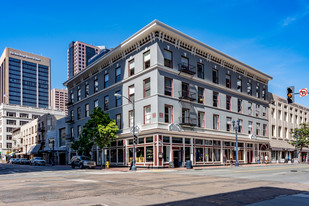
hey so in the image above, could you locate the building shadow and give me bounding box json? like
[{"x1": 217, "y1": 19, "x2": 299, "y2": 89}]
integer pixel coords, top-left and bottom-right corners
[{"x1": 149, "y1": 187, "x2": 304, "y2": 206}]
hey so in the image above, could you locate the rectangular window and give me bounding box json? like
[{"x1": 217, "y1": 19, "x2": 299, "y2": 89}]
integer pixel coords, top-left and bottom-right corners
[
  {"x1": 226, "y1": 74, "x2": 231, "y2": 88},
  {"x1": 256, "y1": 123, "x2": 260, "y2": 135},
  {"x1": 212, "y1": 69, "x2": 218, "y2": 84},
  {"x1": 164, "y1": 49, "x2": 172, "y2": 68},
  {"x1": 164, "y1": 105, "x2": 173, "y2": 123},
  {"x1": 71, "y1": 127, "x2": 74, "y2": 139},
  {"x1": 226, "y1": 117, "x2": 232, "y2": 131},
  {"x1": 144, "y1": 78, "x2": 151, "y2": 97},
  {"x1": 198, "y1": 112, "x2": 205, "y2": 128},
  {"x1": 128, "y1": 85, "x2": 135, "y2": 103},
  {"x1": 237, "y1": 99, "x2": 242, "y2": 113},
  {"x1": 77, "y1": 88, "x2": 81, "y2": 101},
  {"x1": 85, "y1": 104, "x2": 89, "y2": 117},
  {"x1": 164, "y1": 77, "x2": 172, "y2": 96},
  {"x1": 6, "y1": 120, "x2": 16, "y2": 125},
  {"x1": 213, "y1": 114, "x2": 219, "y2": 130},
  {"x1": 226, "y1": 96, "x2": 231, "y2": 110},
  {"x1": 78, "y1": 125, "x2": 82, "y2": 137},
  {"x1": 128, "y1": 59, "x2": 135, "y2": 76},
  {"x1": 104, "y1": 74, "x2": 109, "y2": 88},
  {"x1": 115, "y1": 67, "x2": 121, "y2": 83},
  {"x1": 143, "y1": 51, "x2": 150, "y2": 69},
  {"x1": 146, "y1": 146, "x2": 153, "y2": 162},
  {"x1": 248, "y1": 121, "x2": 253, "y2": 134},
  {"x1": 213, "y1": 92, "x2": 218, "y2": 107},
  {"x1": 94, "y1": 99, "x2": 99, "y2": 108},
  {"x1": 181, "y1": 82, "x2": 189, "y2": 99},
  {"x1": 129, "y1": 110, "x2": 133, "y2": 127},
  {"x1": 115, "y1": 91, "x2": 121, "y2": 107},
  {"x1": 256, "y1": 85, "x2": 260, "y2": 98},
  {"x1": 197, "y1": 63, "x2": 204, "y2": 79},
  {"x1": 77, "y1": 107, "x2": 81, "y2": 120},
  {"x1": 237, "y1": 78, "x2": 242, "y2": 92},
  {"x1": 181, "y1": 56, "x2": 189, "y2": 68},
  {"x1": 182, "y1": 108, "x2": 190, "y2": 124},
  {"x1": 263, "y1": 124, "x2": 267, "y2": 136},
  {"x1": 94, "y1": 79, "x2": 98, "y2": 93},
  {"x1": 85, "y1": 84, "x2": 89, "y2": 97},
  {"x1": 247, "y1": 82, "x2": 252, "y2": 95},
  {"x1": 198, "y1": 87, "x2": 204, "y2": 104},
  {"x1": 248, "y1": 102, "x2": 252, "y2": 115},
  {"x1": 104, "y1": 95, "x2": 109, "y2": 111},
  {"x1": 238, "y1": 120, "x2": 243, "y2": 133},
  {"x1": 262, "y1": 88, "x2": 266, "y2": 100},
  {"x1": 116, "y1": 114, "x2": 121, "y2": 129},
  {"x1": 144, "y1": 105, "x2": 151, "y2": 124},
  {"x1": 256, "y1": 104, "x2": 260, "y2": 117}
]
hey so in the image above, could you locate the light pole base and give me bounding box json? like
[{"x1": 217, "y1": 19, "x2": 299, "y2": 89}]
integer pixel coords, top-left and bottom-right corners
[
  {"x1": 235, "y1": 162, "x2": 239, "y2": 167},
  {"x1": 131, "y1": 165, "x2": 137, "y2": 171}
]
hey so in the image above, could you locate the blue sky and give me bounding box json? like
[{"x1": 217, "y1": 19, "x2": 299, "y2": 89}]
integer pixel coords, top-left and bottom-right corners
[{"x1": 1, "y1": 0, "x2": 309, "y2": 106}]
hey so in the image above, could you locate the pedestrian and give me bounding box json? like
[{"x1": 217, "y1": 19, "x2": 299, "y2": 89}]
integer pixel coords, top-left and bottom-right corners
[
  {"x1": 230, "y1": 154, "x2": 233, "y2": 166},
  {"x1": 265, "y1": 155, "x2": 268, "y2": 164},
  {"x1": 223, "y1": 154, "x2": 227, "y2": 166}
]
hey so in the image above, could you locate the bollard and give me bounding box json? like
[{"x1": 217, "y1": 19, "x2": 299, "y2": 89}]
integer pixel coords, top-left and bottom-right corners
[{"x1": 106, "y1": 161, "x2": 109, "y2": 169}]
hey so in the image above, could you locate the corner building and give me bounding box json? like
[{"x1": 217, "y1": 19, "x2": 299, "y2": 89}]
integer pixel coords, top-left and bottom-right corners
[{"x1": 64, "y1": 20, "x2": 272, "y2": 167}]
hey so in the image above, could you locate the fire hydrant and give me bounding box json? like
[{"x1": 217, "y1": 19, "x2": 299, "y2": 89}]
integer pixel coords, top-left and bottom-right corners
[{"x1": 106, "y1": 161, "x2": 109, "y2": 169}]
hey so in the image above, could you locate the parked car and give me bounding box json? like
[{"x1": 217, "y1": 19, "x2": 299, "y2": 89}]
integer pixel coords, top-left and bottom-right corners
[
  {"x1": 71, "y1": 156, "x2": 96, "y2": 169},
  {"x1": 8, "y1": 158, "x2": 15, "y2": 164},
  {"x1": 20, "y1": 158, "x2": 29, "y2": 165},
  {"x1": 15, "y1": 158, "x2": 21, "y2": 164},
  {"x1": 30, "y1": 157, "x2": 46, "y2": 166}
]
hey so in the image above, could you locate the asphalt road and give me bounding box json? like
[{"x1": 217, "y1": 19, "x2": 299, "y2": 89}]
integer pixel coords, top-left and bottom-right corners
[{"x1": 0, "y1": 163, "x2": 309, "y2": 206}]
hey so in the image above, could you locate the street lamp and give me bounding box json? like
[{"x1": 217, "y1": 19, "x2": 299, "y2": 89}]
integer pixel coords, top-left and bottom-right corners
[
  {"x1": 232, "y1": 119, "x2": 240, "y2": 167},
  {"x1": 114, "y1": 93, "x2": 137, "y2": 171}
]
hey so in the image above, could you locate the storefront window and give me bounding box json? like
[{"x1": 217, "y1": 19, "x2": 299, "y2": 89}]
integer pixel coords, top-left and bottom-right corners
[
  {"x1": 172, "y1": 137, "x2": 183, "y2": 144},
  {"x1": 136, "y1": 147, "x2": 144, "y2": 163},
  {"x1": 185, "y1": 147, "x2": 190, "y2": 161},
  {"x1": 118, "y1": 140, "x2": 123, "y2": 147},
  {"x1": 185, "y1": 138, "x2": 191, "y2": 144},
  {"x1": 163, "y1": 146, "x2": 170, "y2": 162},
  {"x1": 214, "y1": 149, "x2": 221, "y2": 161},
  {"x1": 163, "y1": 136, "x2": 170, "y2": 143},
  {"x1": 128, "y1": 148, "x2": 133, "y2": 163},
  {"x1": 205, "y1": 148, "x2": 212, "y2": 162},
  {"x1": 118, "y1": 149, "x2": 123, "y2": 162},
  {"x1": 214, "y1": 140, "x2": 221, "y2": 146},
  {"x1": 224, "y1": 141, "x2": 230, "y2": 147},
  {"x1": 195, "y1": 139, "x2": 203, "y2": 145},
  {"x1": 128, "y1": 139, "x2": 133, "y2": 145},
  {"x1": 146, "y1": 146, "x2": 153, "y2": 162},
  {"x1": 138, "y1": 137, "x2": 144, "y2": 144},
  {"x1": 196, "y1": 148, "x2": 203, "y2": 162},
  {"x1": 205, "y1": 140, "x2": 213, "y2": 145},
  {"x1": 146, "y1": 136, "x2": 153, "y2": 143},
  {"x1": 111, "y1": 149, "x2": 116, "y2": 162}
]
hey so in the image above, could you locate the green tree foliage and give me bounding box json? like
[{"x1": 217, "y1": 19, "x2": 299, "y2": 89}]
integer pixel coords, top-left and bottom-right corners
[
  {"x1": 71, "y1": 107, "x2": 119, "y2": 165},
  {"x1": 289, "y1": 123, "x2": 309, "y2": 152}
]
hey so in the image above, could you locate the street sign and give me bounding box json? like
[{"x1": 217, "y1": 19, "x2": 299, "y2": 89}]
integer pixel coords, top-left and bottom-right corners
[{"x1": 299, "y1": 88, "x2": 308, "y2": 97}]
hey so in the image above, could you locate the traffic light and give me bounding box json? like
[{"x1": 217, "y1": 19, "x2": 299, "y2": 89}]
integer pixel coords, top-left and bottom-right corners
[
  {"x1": 133, "y1": 135, "x2": 138, "y2": 144},
  {"x1": 287, "y1": 86, "x2": 295, "y2": 104}
]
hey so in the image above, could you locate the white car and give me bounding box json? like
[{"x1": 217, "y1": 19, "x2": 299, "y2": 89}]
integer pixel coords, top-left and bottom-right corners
[{"x1": 30, "y1": 157, "x2": 46, "y2": 166}]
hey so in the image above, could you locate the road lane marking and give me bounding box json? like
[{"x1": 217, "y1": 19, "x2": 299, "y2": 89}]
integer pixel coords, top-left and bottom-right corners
[
  {"x1": 234, "y1": 165, "x2": 309, "y2": 173},
  {"x1": 68, "y1": 179, "x2": 98, "y2": 183}
]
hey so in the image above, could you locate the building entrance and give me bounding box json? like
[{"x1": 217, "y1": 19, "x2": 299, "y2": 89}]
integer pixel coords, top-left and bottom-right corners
[{"x1": 173, "y1": 150, "x2": 182, "y2": 167}]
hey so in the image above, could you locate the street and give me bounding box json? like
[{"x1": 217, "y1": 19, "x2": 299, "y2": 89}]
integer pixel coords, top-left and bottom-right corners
[{"x1": 0, "y1": 163, "x2": 309, "y2": 206}]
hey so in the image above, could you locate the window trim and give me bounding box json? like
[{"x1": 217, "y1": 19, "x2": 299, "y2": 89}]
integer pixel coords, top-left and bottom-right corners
[
  {"x1": 143, "y1": 78, "x2": 151, "y2": 98},
  {"x1": 143, "y1": 50, "x2": 150, "y2": 70},
  {"x1": 212, "y1": 69, "x2": 218, "y2": 84},
  {"x1": 163, "y1": 49, "x2": 173, "y2": 68},
  {"x1": 128, "y1": 59, "x2": 135, "y2": 77},
  {"x1": 144, "y1": 105, "x2": 151, "y2": 125},
  {"x1": 164, "y1": 104, "x2": 173, "y2": 123},
  {"x1": 213, "y1": 114, "x2": 219, "y2": 130},
  {"x1": 164, "y1": 77, "x2": 173, "y2": 97},
  {"x1": 197, "y1": 63, "x2": 204, "y2": 79}
]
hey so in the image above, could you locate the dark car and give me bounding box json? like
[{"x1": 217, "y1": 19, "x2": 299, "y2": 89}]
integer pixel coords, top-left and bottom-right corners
[
  {"x1": 71, "y1": 156, "x2": 96, "y2": 169},
  {"x1": 15, "y1": 158, "x2": 21, "y2": 164},
  {"x1": 30, "y1": 157, "x2": 46, "y2": 166},
  {"x1": 20, "y1": 158, "x2": 29, "y2": 165}
]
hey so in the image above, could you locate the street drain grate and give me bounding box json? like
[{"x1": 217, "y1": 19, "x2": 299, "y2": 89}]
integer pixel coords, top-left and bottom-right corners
[{"x1": 291, "y1": 170, "x2": 298, "y2": 172}]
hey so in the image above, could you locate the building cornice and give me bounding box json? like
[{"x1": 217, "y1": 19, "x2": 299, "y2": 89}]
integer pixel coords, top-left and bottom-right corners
[{"x1": 64, "y1": 20, "x2": 272, "y2": 88}]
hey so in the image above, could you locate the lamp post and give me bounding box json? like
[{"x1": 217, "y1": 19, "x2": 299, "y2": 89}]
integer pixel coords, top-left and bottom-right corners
[
  {"x1": 114, "y1": 93, "x2": 136, "y2": 171},
  {"x1": 232, "y1": 119, "x2": 240, "y2": 167}
]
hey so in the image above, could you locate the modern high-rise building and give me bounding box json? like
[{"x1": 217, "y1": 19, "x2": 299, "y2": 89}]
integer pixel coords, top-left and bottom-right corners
[
  {"x1": 0, "y1": 48, "x2": 51, "y2": 108},
  {"x1": 67, "y1": 41, "x2": 105, "y2": 79},
  {"x1": 51, "y1": 88, "x2": 68, "y2": 114}
]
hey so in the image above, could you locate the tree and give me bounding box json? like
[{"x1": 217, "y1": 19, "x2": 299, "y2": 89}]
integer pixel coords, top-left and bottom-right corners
[
  {"x1": 288, "y1": 123, "x2": 309, "y2": 159},
  {"x1": 71, "y1": 107, "x2": 119, "y2": 167},
  {"x1": 96, "y1": 120, "x2": 119, "y2": 167}
]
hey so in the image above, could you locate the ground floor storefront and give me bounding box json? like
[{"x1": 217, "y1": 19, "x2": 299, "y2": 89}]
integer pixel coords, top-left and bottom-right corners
[{"x1": 67, "y1": 130, "x2": 270, "y2": 168}]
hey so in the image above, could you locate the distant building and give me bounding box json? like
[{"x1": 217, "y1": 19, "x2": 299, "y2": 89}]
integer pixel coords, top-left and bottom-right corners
[
  {"x1": 268, "y1": 93, "x2": 309, "y2": 163},
  {"x1": 51, "y1": 88, "x2": 68, "y2": 114},
  {"x1": 0, "y1": 47, "x2": 51, "y2": 108},
  {"x1": 0, "y1": 103, "x2": 65, "y2": 162},
  {"x1": 67, "y1": 41, "x2": 105, "y2": 79}
]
